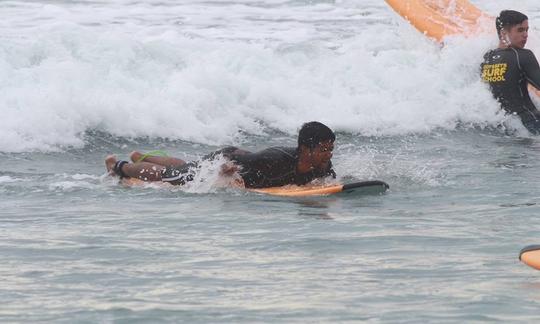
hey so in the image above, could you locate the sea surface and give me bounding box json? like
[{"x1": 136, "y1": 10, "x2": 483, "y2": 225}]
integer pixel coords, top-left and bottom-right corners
[{"x1": 2, "y1": 0, "x2": 540, "y2": 322}]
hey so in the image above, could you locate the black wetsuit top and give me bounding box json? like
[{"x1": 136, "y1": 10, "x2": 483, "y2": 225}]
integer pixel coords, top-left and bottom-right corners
[
  {"x1": 161, "y1": 146, "x2": 336, "y2": 188},
  {"x1": 481, "y1": 47, "x2": 540, "y2": 123},
  {"x1": 230, "y1": 147, "x2": 335, "y2": 188}
]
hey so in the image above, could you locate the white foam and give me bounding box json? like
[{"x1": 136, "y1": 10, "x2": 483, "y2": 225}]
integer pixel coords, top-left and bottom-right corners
[
  {"x1": 181, "y1": 156, "x2": 244, "y2": 193},
  {"x1": 48, "y1": 180, "x2": 97, "y2": 191},
  {"x1": 70, "y1": 173, "x2": 100, "y2": 181},
  {"x1": 0, "y1": 175, "x2": 20, "y2": 183},
  {"x1": 0, "y1": 0, "x2": 538, "y2": 152}
]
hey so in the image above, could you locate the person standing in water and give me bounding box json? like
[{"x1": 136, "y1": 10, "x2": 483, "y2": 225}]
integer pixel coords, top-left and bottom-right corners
[
  {"x1": 105, "y1": 121, "x2": 336, "y2": 188},
  {"x1": 481, "y1": 10, "x2": 540, "y2": 134}
]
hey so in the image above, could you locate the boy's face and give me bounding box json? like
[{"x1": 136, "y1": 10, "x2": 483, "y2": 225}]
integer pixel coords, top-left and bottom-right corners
[
  {"x1": 503, "y1": 20, "x2": 529, "y2": 49},
  {"x1": 309, "y1": 140, "x2": 334, "y2": 170}
]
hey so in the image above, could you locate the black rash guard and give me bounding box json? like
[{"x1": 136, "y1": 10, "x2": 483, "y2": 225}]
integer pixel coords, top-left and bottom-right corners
[
  {"x1": 481, "y1": 47, "x2": 540, "y2": 123},
  {"x1": 161, "y1": 146, "x2": 336, "y2": 188},
  {"x1": 230, "y1": 147, "x2": 335, "y2": 188}
]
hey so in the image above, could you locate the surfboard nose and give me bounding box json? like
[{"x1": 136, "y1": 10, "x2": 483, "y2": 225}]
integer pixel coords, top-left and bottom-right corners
[{"x1": 519, "y1": 245, "x2": 540, "y2": 270}]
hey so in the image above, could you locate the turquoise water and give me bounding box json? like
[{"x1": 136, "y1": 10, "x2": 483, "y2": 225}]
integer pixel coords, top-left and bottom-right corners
[{"x1": 2, "y1": 0, "x2": 540, "y2": 322}]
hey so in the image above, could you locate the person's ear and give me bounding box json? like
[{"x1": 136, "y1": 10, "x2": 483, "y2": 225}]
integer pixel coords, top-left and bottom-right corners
[{"x1": 500, "y1": 29, "x2": 510, "y2": 45}]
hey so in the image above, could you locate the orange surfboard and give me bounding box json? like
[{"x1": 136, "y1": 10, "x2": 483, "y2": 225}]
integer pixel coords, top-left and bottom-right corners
[
  {"x1": 120, "y1": 178, "x2": 389, "y2": 197},
  {"x1": 385, "y1": 0, "x2": 491, "y2": 42},
  {"x1": 520, "y1": 245, "x2": 540, "y2": 270},
  {"x1": 385, "y1": 0, "x2": 540, "y2": 97},
  {"x1": 251, "y1": 181, "x2": 389, "y2": 197}
]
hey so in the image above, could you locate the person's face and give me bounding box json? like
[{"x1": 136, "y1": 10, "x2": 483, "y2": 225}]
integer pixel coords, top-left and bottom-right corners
[
  {"x1": 502, "y1": 20, "x2": 529, "y2": 49},
  {"x1": 309, "y1": 140, "x2": 334, "y2": 170}
]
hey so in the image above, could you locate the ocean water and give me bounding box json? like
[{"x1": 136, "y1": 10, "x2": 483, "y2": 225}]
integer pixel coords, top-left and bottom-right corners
[{"x1": 2, "y1": 0, "x2": 540, "y2": 322}]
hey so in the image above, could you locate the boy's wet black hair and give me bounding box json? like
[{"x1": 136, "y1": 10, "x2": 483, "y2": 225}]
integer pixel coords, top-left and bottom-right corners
[
  {"x1": 298, "y1": 121, "x2": 335, "y2": 149},
  {"x1": 496, "y1": 10, "x2": 528, "y2": 36}
]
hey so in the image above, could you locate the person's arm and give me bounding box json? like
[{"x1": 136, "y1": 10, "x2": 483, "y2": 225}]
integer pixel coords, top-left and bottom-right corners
[
  {"x1": 219, "y1": 161, "x2": 239, "y2": 176},
  {"x1": 521, "y1": 50, "x2": 540, "y2": 90},
  {"x1": 230, "y1": 153, "x2": 277, "y2": 188}
]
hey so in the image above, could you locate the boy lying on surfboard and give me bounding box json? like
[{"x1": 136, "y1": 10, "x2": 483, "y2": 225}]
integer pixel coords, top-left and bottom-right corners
[
  {"x1": 105, "y1": 121, "x2": 336, "y2": 189},
  {"x1": 481, "y1": 10, "x2": 540, "y2": 134}
]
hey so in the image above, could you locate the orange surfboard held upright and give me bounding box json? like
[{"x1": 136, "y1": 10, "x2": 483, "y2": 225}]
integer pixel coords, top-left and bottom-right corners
[{"x1": 385, "y1": 0, "x2": 491, "y2": 42}]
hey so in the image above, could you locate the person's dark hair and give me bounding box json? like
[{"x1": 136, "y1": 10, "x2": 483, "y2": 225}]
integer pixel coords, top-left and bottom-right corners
[
  {"x1": 297, "y1": 121, "x2": 335, "y2": 149},
  {"x1": 496, "y1": 10, "x2": 528, "y2": 36}
]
